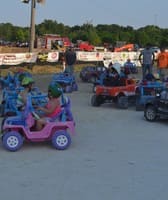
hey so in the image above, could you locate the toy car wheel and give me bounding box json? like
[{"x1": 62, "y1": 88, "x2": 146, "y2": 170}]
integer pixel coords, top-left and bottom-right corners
[
  {"x1": 1, "y1": 117, "x2": 7, "y2": 132},
  {"x1": 91, "y1": 95, "x2": 102, "y2": 107},
  {"x1": 117, "y1": 96, "x2": 128, "y2": 109},
  {"x1": 92, "y1": 85, "x2": 97, "y2": 93},
  {"x1": 72, "y1": 83, "x2": 78, "y2": 91},
  {"x1": 2, "y1": 131, "x2": 23, "y2": 151},
  {"x1": 52, "y1": 130, "x2": 71, "y2": 150},
  {"x1": 144, "y1": 105, "x2": 157, "y2": 122},
  {"x1": 0, "y1": 104, "x2": 5, "y2": 117},
  {"x1": 90, "y1": 76, "x2": 96, "y2": 83},
  {"x1": 65, "y1": 85, "x2": 72, "y2": 93}
]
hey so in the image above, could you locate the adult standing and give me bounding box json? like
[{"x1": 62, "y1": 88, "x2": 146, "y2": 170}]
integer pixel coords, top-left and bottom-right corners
[
  {"x1": 65, "y1": 46, "x2": 76, "y2": 74},
  {"x1": 61, "y1": 50, "x2": 66, "y2": 72},
  {"x1": 157, "y1": 47, "x2": 168, "y2": 81},
  {"x1": 139, "y1": 44, "x2": 155, "y2": 80}
]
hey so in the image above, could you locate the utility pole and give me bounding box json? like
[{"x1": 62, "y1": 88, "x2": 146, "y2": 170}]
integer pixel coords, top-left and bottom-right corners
[
  {"x1": 29, "y1": 0, "x2": 36, "y2": 52},
  {"x1": 21, "y1": 0, "x2": 45, "y2": 52}
]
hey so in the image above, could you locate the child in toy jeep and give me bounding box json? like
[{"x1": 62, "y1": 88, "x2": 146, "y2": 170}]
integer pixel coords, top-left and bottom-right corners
[
  {"x1": 103, "y1": 67, "x2": 120, "y2": 86},
  {"x1": 1, "y1": 83, "x2": 75, "y2": 152},
  {"x1": 35, "y1": 83, "x2": 64, "y2": 131}
]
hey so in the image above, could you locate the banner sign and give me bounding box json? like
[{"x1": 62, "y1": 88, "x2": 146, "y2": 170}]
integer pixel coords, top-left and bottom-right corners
[
  {"x1": 76, "y1": 51, "x2": 104, "y2": 61},
  {"x1": 47, "y1": 51, "x2": 59, "y2": 62},
  {"x1": 0, "y1": 51, "x2": 59, "y2": 65},
  {"x1": 76, "y1": 51, "x2": 141, "y2": 65},
  {"x1": 0, "y1": 50, "x2": 150, "y2": 66},
  {"x1": 0, "y1": 53, "x2": 37, "y2": 65}
]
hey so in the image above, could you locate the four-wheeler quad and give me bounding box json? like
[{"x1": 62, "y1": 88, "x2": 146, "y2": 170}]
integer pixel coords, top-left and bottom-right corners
[
  {"x1": 144, "y1": 89, "x2": 168, "y2": 122},
  {"x1": 1, "y1": 94, "x2": 75, "y2": 152},
  {"x1": 91, "y1": 78, "x2": 137, "y2": 109},
  {"x1": 80, "y1": 65, "x2": 106, "y2": 83}
]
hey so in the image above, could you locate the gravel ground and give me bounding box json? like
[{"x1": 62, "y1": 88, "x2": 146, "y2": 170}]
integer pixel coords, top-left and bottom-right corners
[{"x1": 0, "y1": 72, "x2": 168, "y2": 200}]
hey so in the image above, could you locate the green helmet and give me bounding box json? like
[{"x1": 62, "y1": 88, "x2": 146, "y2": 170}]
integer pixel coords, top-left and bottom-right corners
[
  {"x1": 18, "y1": 73, "x2": 26, "y2": 82},
  {"x1": 48, "y1": 83, "x2": 62, "y2": 98},
  {"x1": 21, "y1": 77, "x2": 34, "y2": 86}
]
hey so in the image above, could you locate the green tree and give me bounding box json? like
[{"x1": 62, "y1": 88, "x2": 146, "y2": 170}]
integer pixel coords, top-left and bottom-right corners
[
  {"x1": 0, "y1": 20, "x2": 168, "y2": 49},
  {"x1": 135, "y1": 29, "x2": 150, "y2": 47},
  {"x1": 160, "y1": 29, "x2": 168, "y2": 47}
]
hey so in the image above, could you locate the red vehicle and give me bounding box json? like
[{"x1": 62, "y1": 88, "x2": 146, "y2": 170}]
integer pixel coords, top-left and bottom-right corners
[
  {"x1": 114, "y1": 43, "x2": 139, "y2": 52},
  {"x1": 91, "y1": 78, "x2": 137, "y2": 109},
  {"x1": 77, "y1": 41, "x2": 94, "y2": 51},
  {"x1": 37, "y1": 34, "x2": 72, "y2": 50}
]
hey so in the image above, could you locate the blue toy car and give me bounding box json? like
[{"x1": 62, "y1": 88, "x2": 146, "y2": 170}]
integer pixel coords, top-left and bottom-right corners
[
  {"x1": 80, "y1": 65, "x2": 106, "y2": 83},
  {"x1": 51, "y1": 72, "x2": 78, "y2": 93},
  {"x1": 135, "y1": 80, "x2": 166, "y2": 111},
  {"x1": 0, "y1": 72, "x2": 14, "y2": 90},
  {"x1": 144, "y1": 89, "x2": 168, "y2": 121},
  {"x1": 0, "y1": 71, "x2": 33, "y2": 90},
  {"x1": 0, "y1": 86, "x2": 48, "y2": 117},
  {"x1": 123, "y1": 59, "x2": 138, "y2": 74}
]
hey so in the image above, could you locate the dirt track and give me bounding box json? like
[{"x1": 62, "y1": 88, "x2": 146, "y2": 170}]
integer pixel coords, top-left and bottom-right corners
[{"x1": 0, "y1": 73, "x2": 168, "y2": 200}]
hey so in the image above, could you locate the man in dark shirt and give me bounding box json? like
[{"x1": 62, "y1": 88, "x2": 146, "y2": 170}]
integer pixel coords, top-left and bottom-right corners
[{"x1": 65, "y1": 47, "x2": 76, "y2": 74}]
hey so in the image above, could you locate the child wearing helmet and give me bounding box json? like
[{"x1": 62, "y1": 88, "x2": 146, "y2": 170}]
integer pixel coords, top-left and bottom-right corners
[
  {"x1": 35, "y1": 83, "x2": 62, "y2": 131},
  {"x1": 17, "y1": 76, "x2": 34, "y2": 109}
]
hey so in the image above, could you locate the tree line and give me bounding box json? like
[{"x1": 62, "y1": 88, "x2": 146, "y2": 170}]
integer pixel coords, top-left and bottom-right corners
[{"x1": 0, "y1": 19, "x2": 168, "y2": 48}]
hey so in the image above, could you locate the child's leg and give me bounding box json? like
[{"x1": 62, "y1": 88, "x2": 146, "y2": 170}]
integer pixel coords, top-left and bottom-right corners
[{"x1": 36, "y1": 118, "x2": 47, "y2": 131}]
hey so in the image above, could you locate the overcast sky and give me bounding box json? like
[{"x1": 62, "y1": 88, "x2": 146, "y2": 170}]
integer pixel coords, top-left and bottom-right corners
[{"x1": 0, "y1": 0, "x2": 168, "y2": 29}]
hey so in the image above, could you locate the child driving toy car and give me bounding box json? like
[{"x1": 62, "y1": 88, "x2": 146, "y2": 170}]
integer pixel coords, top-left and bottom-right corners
[
  {"x1": 35, "y1": 83, "x2": 62, "y2": 131},
  {"x1": 103, "y1": 66, "x2": 120, "y2": 86},
  {"x1": 17, "y1": 76, "x2": 34, "y2": 110}
]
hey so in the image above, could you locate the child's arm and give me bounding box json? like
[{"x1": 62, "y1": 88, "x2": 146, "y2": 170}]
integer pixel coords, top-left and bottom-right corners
[
  {"x1": 37, "y1": 100, "x2": 59, "y2": 115},
  {"x1": 19, "y1": 91, "x2": 27, "y2": 105}
]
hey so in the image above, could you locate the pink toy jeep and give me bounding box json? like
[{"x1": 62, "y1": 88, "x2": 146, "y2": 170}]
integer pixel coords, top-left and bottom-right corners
[{"x1": 1, "y1": 95, "x2": 76, "y2": 151}]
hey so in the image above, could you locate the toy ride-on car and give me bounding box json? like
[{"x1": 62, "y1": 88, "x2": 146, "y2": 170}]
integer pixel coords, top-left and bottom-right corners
[
  {"x1": 80, "y1": 65, "x2": 106, "y2": 83},
  {"x1": 123, "y1": 59, "x2": 138, "y2": 75},
  {"x1": 0, "y1": 85, "x2": 48, "y2": 117},
  {"x1": 91, "y1": 77, "x2": 137, "y2": 109},
  {"x1": 92, "y1": 63, "x2": 125, "y2": 93},
  {"x1": 135, "y1": 80, "x2": 166, "y2": 111},
  {"x1": 51, "y1": 72, "x2": 78, "y2": 93},
  {"x1": 144, "y1": 89, "x2": 168, "y2": 122},
  {"x1": 1, "y1": 94, "x2": 76, "y2": 152}
]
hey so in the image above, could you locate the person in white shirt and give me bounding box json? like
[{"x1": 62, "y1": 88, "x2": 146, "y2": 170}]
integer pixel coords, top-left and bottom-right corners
[{"x1": 139, "y1": 44, "x2": 155, "y2": 80}]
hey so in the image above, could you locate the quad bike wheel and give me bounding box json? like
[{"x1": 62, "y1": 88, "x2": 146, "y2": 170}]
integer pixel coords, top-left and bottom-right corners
[
  {"x1": 117, "y1": 96, "x2": 128, "y2": 109},
  {"x1": 72, "y1": 83, "x2": 78, "y2": 91},
  {"x1": 65, "y1": 85, "x2": 72, "y2": 93},
  {"x1": 144, "y1": 105, "x2": 157, "y2": 122},
  {"x1": 91, "y1": 95, "x2": 102, "y2": 107}
]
